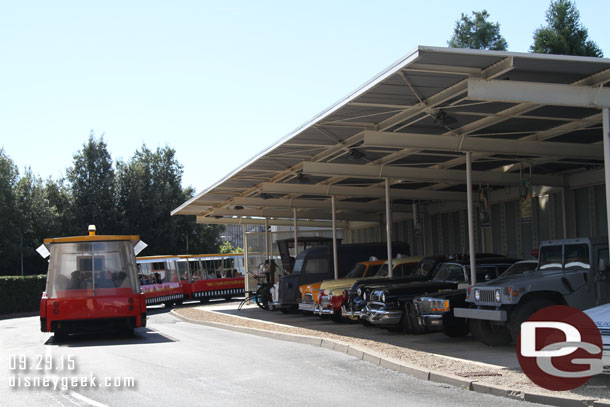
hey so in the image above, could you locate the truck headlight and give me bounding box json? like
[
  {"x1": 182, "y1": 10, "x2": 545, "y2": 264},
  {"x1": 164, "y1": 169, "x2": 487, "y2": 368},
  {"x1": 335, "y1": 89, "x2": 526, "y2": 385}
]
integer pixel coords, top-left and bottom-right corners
[
  {"x1": 357, "y1": 288, "x2": 362, "y2": 297},
  {"x1": 495, "y1": 289, "x2": 501, "y2": 303},
  {"x1": 381, "y1": 293, "x2": 386, "y2": 303},
  {"x1": 474, "y1": 289, "x2": 480, "y2": 302},
  {"x1": 363, "y1": 291, "x2": 367, "y2": 301}
]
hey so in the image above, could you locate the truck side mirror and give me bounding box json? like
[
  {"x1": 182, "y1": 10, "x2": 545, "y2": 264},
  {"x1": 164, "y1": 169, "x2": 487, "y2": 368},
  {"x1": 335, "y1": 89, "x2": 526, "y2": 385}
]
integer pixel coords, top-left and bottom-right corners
[{"x1": 600, "y1": 258, "x2": 608, "y2": 272}]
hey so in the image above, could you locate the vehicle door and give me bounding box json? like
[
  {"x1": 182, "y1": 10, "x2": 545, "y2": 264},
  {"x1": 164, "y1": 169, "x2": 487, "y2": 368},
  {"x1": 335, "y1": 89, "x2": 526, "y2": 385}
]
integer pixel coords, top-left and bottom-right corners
[{"x1": 596, "y1": 246, "x2": 610, "y2": 305}]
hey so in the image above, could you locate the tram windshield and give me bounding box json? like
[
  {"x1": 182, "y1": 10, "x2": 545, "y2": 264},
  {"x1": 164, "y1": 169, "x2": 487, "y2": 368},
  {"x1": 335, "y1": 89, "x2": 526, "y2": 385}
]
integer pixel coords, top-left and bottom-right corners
[{"x1": 46, "y1": 241, "x2": 139, "y2": 298}]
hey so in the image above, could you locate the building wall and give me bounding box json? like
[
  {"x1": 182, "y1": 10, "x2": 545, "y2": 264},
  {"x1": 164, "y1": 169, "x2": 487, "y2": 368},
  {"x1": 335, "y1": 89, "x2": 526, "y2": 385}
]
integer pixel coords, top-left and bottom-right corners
[{"x1": 348, "y1": 183, "x2": 607, "y2": 259}]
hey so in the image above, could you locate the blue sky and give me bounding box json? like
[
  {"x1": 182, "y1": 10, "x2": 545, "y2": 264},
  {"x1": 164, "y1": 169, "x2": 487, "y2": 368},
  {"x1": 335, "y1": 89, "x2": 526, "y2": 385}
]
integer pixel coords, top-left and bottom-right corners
[{"x1": 1, "y1": 1, "x2": 608, "y2": 193}]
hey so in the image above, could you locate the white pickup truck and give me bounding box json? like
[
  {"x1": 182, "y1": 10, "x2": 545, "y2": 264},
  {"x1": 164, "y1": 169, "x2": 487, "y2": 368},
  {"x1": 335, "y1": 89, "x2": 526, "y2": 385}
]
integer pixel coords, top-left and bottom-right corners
[{"x1": 584, "y1": 302, "x2": 610, "y2": 374}]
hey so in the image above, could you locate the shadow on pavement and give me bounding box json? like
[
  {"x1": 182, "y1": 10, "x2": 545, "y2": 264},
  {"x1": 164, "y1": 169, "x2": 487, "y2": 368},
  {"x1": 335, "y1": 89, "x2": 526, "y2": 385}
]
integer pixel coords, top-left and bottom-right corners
[
  {"x1": 45, "y1": 327, "x2": 176, "y2": 347},
  {"x1": 186, "y1": 301, "x2": 520, "y2": 369}
]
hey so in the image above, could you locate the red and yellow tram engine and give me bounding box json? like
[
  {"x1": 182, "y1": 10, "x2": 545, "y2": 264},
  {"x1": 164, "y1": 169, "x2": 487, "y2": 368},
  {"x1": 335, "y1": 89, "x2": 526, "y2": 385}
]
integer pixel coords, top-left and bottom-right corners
[{"x1": 38, "y1": 226, "x2": 147, "y2": 338}]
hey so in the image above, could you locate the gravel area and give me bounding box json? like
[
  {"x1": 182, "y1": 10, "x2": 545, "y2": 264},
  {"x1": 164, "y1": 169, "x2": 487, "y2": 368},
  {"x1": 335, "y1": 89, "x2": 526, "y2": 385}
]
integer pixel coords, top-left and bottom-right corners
[{"x1": 174, "y1": 305, "x2": 610, "y2": 403}]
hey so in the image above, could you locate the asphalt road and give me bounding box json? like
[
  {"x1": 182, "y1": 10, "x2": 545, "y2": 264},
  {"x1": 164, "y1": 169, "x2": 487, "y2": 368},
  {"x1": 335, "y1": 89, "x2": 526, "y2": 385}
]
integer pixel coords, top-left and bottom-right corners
[{"x1": 0, "y1": 310, "x2": 540, "y2": 407}]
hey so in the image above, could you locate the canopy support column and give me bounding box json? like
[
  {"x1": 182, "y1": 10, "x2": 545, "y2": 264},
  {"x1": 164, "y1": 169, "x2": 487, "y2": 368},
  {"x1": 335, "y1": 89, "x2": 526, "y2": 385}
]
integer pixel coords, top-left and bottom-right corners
[
  {"x1": 293, "y1": 208, "x2": 298, "y2": 258},
  {"x1": 385, "y1": 178, "x2": 393, "y2": 278},
  {"x1": 466, "y1": 152, "x2": 477, "y2": 285},
  {"x1": 331, "y1": 195, "x2": 339, "y2": 280},
  {"x1": 603, "y1": 108, "x2": 610, "y2": 242},
  {"x1": 264, "y1": 218, "x2": 270, "y2": 262}
]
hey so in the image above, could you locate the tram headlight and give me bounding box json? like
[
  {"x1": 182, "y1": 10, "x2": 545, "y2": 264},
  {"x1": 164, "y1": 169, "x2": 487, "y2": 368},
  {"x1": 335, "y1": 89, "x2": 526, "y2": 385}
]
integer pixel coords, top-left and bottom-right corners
[{"x1": 474, "y1": 289, "x2": 481, "y2": 302}]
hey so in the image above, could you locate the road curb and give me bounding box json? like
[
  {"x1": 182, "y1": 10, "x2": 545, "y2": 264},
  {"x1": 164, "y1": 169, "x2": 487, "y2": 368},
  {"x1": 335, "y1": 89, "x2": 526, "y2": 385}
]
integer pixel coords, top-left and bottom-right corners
[{"x1": 170, "y1": 310, "x2": 605, "y2": 407}]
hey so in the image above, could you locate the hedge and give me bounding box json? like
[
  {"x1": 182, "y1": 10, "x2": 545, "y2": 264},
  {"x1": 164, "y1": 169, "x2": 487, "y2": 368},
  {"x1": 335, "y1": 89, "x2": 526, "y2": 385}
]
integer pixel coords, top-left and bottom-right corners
[{"x1": 0, "y1": 275, "x2": 46, "y2": 315}]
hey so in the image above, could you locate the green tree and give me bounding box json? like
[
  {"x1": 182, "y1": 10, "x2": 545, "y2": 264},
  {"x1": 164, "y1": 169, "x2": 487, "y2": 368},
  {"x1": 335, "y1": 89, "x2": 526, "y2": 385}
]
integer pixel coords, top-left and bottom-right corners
[
  {"x1": 0, "y1": 149, "x2": 20, "y2": 275},
  {"x1": 448, "y1": 10, "x2": 508, "y2": 51},
  {"x1": 13, "y1": 169, "x2": 57, "y2": 275},
  {"x1": 531, "y1": 0, "x2": 602, "y2": 57},
  {"x1": 116, "y1": 145, "x2": 222, "y2": 255},
  {"x1": 66, "y1": 133, "x2": 119, "y2": 234}
]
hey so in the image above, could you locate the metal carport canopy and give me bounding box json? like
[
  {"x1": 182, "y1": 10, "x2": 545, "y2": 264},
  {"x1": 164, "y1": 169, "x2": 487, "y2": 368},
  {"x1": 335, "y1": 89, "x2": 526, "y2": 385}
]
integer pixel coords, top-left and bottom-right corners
[
  {"x1": 172, "y1": 46, "x2": 610, "y2": 282},
  {"x1": 172, "y1": 46, "x2": 610, "y2": 229}
]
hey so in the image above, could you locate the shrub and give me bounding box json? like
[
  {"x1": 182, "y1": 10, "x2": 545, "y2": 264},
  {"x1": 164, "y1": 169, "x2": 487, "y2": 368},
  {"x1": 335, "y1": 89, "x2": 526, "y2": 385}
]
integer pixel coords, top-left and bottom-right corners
[{"x1": 0, "y1": 275, "x2": 46, "y2": 315}]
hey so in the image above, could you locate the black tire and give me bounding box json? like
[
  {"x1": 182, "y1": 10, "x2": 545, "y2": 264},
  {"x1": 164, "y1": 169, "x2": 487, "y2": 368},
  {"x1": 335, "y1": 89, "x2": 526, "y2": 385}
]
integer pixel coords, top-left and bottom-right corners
[
  {"x1": 509, "y1": 298, "x2": 556, "y2": 343},
  {"x1": 279, "y1": 307, "x2": 289, "y2": 314},
  {"x1": 360, "y1": 319, "x2": 374, "y2": 327},
  {"x1": 470, "y1": 319, "x2": 512, "y2": 346},
  {"x1": 403, "y1": 302, "x2": 425, "y2": 334},
  {"x1": 199, "y1": 298, "x2": 209, "y2": 304},
  {"x1": 330, "y1": 307, "x2": 343, "y2": 323},
  {"x1": 54, "y1": 329, "x2": 68, "y2": 342},
  {"x1": 255, "y1": 285, "x2": 272, "y2": 310},
  {"x1": 224, "y1": 296, "x2": 232, "y2": 301},
  {"x1": 442, "y1": 316, "x2": 469, "y2": 338}
]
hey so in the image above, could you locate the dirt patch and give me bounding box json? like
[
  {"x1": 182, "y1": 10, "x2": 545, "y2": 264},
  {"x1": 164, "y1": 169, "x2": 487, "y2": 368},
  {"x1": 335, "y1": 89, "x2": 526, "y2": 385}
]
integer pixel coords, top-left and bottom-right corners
[{"x1": 174, "y1": 306, "x2": 610, "y2": 403}]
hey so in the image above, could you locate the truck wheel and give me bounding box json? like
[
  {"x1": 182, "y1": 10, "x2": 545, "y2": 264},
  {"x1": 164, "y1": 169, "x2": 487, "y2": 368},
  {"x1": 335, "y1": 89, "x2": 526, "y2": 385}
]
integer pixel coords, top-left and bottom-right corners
[
  {"x1": 442, "y1": 316, "x2": 469, "y2": 338},
  {"x1": 509, "y1": 298, "x2": 555, "y2": 343},
  {"x1": 402, "y1": 302, "x2": 424, "y2": 334},
  {"x1": 470, "y1": 319, "x2": 512, "y2": 346},
  {"x1": 330, "y1": 307, "x2": 343, "y2": 323}
]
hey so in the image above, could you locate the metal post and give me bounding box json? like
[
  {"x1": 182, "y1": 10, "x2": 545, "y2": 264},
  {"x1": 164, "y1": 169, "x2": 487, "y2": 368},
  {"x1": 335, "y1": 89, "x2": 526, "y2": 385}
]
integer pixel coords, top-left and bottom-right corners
[
  {"x1": 385, "y1": 178, "x2": 393, "y2": 278},
  {"x1": 264, "y1": 218, "x2": 270, "y2": 261},
  {"x1": 466, "y1": 152, "x2": 477, "y2": 285},
  {"x1": 603, "y1": 108, "x2": 610, "y2": 242},
  {"x1": 561, "y1": 186, "x2": 568, "y2": 239},
  {"x1": 293, "y1": 208, "x2": 298, "y2": 257},
  {"x1": 331, "y1": 195, "x2": 339, "y2": 280},
  {"x1": 243, "y1": 227, "x2": 250, "y2": 300}
]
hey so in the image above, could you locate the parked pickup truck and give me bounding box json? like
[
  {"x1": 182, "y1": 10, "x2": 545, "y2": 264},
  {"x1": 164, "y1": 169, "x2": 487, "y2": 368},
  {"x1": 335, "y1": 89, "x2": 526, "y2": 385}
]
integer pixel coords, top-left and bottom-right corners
[
  {"x1": 454, "y1": 237, "x2": 610, "y2": 346},
  {"x1": 364, "y1": 256, "x2": 515, "y2": 332},
  {"x1": 584, "y1": 302, "x2": 610, "y2": 374},
  {"x1": 413, "y1": 260, "x2": 534, "y2": 337}
]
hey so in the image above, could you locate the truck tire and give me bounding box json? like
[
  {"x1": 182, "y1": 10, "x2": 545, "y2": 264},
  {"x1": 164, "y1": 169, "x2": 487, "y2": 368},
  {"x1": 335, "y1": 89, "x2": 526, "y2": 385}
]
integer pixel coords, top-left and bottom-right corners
[
  {"x1": 403, "y1": 302, "x2": 425, "y2": 334},
  {"x1": 442, "y1": 315, "x2": 469, "y2": 338},
  {"x1": 330, "y1": 307, "x2": 343, "y2": 323},
  {"x1": 470, "y1": 319, "x2": 512, "y2": 346},
  {"x1": 509, "y1": 298, "x2": 555, "y2": 343}
]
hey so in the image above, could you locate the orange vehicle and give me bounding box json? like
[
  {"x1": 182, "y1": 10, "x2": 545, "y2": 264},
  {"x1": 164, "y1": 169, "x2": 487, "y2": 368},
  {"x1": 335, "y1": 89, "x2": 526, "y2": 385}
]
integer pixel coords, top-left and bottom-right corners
[
  {"x1": 136, "y1": 255, "x2": 184, "y2": 306},
  {"x1": 38, "y1": 225, "x2": 148, "y2": 339},
  {"x1": 297, "y1": 259, "x2": 384, "y2": 314}
]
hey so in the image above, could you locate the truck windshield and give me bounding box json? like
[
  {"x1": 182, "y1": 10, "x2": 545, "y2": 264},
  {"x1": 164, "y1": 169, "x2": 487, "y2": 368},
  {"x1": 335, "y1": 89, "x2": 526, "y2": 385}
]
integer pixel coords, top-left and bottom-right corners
[
  {"x1": 46, "y1": 241, "x2": 139, "y2": 298},
  {"x1": 564, "y1": 244, "x2": 590, "y2": 269},
  {"x1": 539, "y1": 245, "x2": 563, "y2": 269}
]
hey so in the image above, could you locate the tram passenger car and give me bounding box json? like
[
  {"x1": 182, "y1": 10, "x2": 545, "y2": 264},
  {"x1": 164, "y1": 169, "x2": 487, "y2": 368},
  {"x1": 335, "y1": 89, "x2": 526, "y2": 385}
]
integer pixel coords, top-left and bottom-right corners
[
  {"x1": 136, "y1": 255, "x2": 184, "y2": 306},
  {"x1": 178, "y1": 253, "x2": 246, "y2": 302},
  {"x1": 38, "y1": 226, "x2": 147, "y2": 338}
]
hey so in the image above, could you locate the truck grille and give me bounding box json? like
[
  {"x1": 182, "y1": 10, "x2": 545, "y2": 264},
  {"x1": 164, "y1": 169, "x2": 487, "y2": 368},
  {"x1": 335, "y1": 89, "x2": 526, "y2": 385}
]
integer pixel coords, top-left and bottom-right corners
[
  {"x1": 479, "y1": 289, "x2": 496, "y2": 303},
  {"x1": 370, "y1": 291, "x2": 383, "y2": 302}
]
